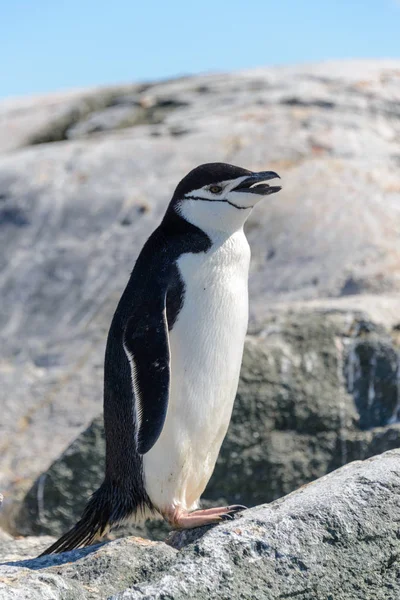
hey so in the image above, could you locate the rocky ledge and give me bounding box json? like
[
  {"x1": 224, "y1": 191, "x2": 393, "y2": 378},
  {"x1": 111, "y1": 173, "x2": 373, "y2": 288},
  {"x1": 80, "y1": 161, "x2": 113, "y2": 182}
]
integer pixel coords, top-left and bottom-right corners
[{"x1": 1, "y1": 450, "x2": 399, "y2": 600}]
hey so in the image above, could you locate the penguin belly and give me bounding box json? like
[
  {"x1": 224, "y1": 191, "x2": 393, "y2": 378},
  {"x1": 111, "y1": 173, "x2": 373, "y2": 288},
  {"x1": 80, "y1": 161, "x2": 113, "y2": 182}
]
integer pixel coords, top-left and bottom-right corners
[{"x1": 142, "y1": 230, "x2": 250, "y2": 513}]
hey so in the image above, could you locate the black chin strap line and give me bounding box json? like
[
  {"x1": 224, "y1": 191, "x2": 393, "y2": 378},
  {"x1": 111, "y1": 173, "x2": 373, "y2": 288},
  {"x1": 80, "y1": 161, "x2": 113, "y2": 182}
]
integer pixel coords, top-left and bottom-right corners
[{"x1": 184, "y1": 195, "x2": 252, "y2": 210}]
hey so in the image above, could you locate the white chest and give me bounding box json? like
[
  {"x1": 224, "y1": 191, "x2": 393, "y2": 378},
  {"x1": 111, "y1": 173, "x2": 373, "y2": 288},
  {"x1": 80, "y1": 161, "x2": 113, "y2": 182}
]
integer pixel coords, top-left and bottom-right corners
[
  {"x1": 143, "y1": 230, "x2": 250, "y2": 511},
  {"x1": 171, "y1": 230, "x2": 250, "y2": 406}
]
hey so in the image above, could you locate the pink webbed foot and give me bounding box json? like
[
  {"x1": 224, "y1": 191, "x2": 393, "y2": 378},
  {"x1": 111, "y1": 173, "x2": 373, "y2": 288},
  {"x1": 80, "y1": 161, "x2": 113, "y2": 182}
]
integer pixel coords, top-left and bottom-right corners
[{"x1": 164, "y1": 504, "x2": 247, "y2": 529}]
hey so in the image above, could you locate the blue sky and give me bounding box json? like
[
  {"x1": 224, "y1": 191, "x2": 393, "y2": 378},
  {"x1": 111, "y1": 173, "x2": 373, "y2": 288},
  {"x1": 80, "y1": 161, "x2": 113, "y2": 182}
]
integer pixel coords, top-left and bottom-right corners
[{"x1": 1, "y1": 0, "x2": 400, "y2": 98}]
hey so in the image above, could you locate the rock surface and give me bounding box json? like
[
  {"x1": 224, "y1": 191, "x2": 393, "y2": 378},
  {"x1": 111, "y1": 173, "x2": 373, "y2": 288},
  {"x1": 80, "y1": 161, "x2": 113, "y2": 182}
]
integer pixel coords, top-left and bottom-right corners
[
  {"x1": 1, "y1": 451, "x2": 400, "y2": 599},
  {"x1": 2, "y1": 59, "x2": 400, "y2": 529}
]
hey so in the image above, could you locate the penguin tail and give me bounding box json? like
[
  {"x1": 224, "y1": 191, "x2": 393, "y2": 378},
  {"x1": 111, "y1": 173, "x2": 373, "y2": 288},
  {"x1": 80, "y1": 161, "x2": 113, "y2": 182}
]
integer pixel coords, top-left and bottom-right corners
[{"x1": 39, "y1": 481, "x2": 139, "y2": 556}]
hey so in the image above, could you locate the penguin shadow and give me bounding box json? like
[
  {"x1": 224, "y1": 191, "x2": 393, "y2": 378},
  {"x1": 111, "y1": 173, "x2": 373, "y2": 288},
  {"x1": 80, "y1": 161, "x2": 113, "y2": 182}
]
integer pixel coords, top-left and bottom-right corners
[{"x1": 0, "y1": 540, "x2": 107, "y2": 570}]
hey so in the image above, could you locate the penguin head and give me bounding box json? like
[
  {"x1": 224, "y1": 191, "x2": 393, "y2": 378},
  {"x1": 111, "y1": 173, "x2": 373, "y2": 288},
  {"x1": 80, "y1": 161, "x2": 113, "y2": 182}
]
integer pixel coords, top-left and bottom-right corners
[{"x1": 169, "y1": 162, "x2": 281, "y2": 234}]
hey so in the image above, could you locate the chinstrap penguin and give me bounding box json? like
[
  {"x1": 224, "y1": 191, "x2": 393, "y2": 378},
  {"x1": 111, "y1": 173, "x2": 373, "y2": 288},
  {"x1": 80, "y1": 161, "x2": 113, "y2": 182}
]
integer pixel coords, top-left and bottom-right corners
[{"x1": 41, "y1": 162, "x2": 281, "y2": 554}]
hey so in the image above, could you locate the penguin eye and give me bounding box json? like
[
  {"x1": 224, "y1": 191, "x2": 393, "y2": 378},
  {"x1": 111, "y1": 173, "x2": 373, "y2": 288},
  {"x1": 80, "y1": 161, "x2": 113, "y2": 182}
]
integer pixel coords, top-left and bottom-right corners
[{"x1": 209, "y1": 185, "x2": 223, "y2": 194}]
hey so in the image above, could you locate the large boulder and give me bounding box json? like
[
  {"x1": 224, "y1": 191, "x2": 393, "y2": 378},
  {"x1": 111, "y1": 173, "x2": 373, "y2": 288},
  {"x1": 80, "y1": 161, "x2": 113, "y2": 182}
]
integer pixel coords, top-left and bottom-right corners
[
  {"x1": 13, "y1": 309, "x2": 400, "y2": 539},
  {"x1": 1, "y1": 451, "x2": 399, "y2": 600}
]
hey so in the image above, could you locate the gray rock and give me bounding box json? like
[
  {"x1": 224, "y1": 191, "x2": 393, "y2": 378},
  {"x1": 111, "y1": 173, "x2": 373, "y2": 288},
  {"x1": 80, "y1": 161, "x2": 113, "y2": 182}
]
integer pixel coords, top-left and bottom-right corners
[
  {"x1": 0, "y1": 536, "x2": 56, "y2": 562},
  {"x1": 0, "y1": 536, "x2": 176, "y2": 600},
  {"x1": 209, "y1": 310, "x2": 400, "y2": 506},
  {"x1": 66, "y1": 105, "x2": 142, "y2": 138},
  {"x1": 14, "y1": 310, "x2": 400, "y2": 540},
  {"x1": 1, "y1": 451, "x2": 399, "y2": 599},
  {"x1": 0, "y1": 89, "x2": 87, "y2": 154},
  {"x1": 0, "y1": 84, "x2": 147, "y2": 153},
  {"x1": 64, "y1": 95, "x2": 190, "y2": 139},
  {"x1": 2, "y1": 59, "x2": 400, "y2": 526}
]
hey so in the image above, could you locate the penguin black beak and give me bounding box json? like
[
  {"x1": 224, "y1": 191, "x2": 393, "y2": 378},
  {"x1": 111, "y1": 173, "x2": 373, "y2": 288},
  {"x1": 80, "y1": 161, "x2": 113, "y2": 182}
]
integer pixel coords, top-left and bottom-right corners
[{"x1": 232, "y1": 171, "x2": 281, "y2": 195}]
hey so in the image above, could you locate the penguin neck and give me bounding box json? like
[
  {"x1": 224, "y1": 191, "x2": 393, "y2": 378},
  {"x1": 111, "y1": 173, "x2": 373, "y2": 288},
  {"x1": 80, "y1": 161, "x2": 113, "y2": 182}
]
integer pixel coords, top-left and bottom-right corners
[
  {"x1": 171, "y1": 199, "x2": 251, "y2": 241},
  {"x1": 160, "y1": 206, "x2": 213, "y2": 254}
]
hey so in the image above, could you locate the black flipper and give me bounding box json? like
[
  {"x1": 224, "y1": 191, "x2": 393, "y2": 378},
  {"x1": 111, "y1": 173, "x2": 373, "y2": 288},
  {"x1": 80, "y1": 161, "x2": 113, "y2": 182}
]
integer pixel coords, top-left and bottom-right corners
[{"x1": 123, "y1": 299, "x2": 170, "y2": 455}]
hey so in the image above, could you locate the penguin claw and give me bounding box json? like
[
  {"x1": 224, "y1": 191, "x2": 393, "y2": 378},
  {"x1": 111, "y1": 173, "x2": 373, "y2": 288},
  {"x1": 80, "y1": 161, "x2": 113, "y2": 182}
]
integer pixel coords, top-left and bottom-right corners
[
  {"x1": 227, "y1": 504, "x2": 247, "y2": 513},
  {"x1": 220, "y1": 513, "x2": 235, "y2": 521},
  {"x1": 220, "y1": 505, "x2": 247, "y2": 521}
]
